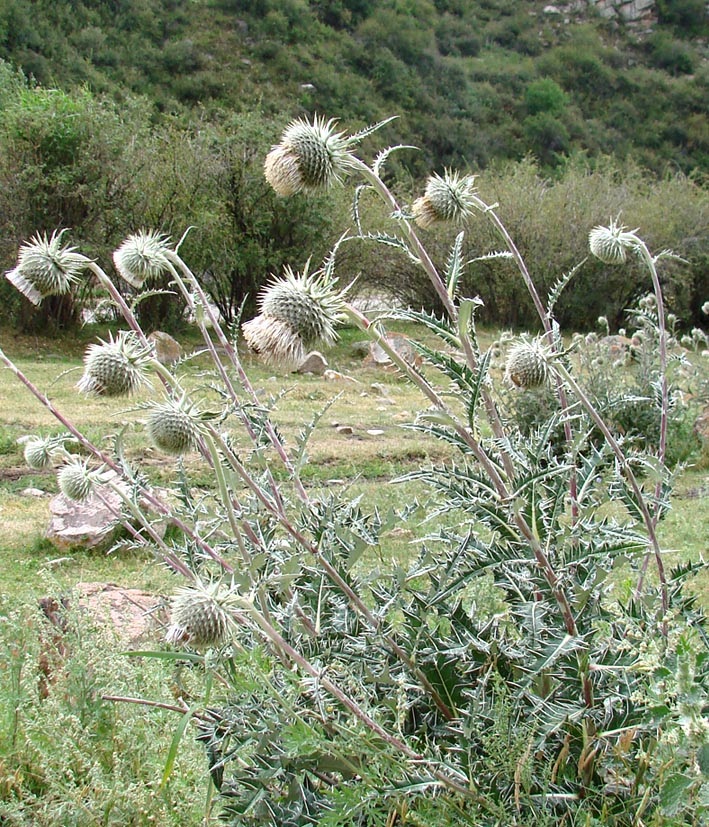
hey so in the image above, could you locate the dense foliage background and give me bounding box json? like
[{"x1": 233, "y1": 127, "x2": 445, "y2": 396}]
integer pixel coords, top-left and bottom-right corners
[{"x1": 0, "y1": 0, "x2": 707, "y2": 331}]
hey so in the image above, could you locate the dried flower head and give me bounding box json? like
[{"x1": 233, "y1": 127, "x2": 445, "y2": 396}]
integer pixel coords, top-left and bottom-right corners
[
  {"x1": 264, "y1": 116, "x2": 357, "y2": 195},
  {"x1": 57, "y1": 459, "x2": 95, "y2": 502},
  {"x1": 78, "y1": 331, "x2": 153, "y2": 397},
  {"x1": 113, "y1": 230, "x2": 172, "y2": 289},
  {"x1": 589, "y1": 219, "x2": 639, "y2": 265},
  {"x1": 5, "y1": 230, "x2": 89, "y2": 305},
  {"x1": 505, "y1": 339, "x2": 550, "y2": 389},
  {"x1": 242, "y1": 263, "x2": 345, "y2": 368},
  {"x1": 412, "y1": 171, "x2": 478, "y2": 229},
  {"x1": 702, "y1": 301, "x2": 709, "y2": 316},
  {"x1": 146, "y1": 396, "x2": 199, "y2": 455},
  {"x1": 166, "y1": 582, "x2": 239, "y2": 649}
]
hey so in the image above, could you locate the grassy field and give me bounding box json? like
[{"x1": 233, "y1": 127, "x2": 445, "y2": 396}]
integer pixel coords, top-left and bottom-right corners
[{"x1": 0, "y1": 323, "x2": 707, "y2": 825}]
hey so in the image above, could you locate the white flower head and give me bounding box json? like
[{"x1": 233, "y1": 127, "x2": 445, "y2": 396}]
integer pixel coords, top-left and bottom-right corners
[
  {"x1": 113, "y1": 230, "x2": 172, "y2": 289},
  {"x1": 412, "y1": 170, "x2": 478, "y2": 229},
  {"x1": 242, "y1": 263, "x2": 346, "y2": 369},
  {"x1": 264, "y1": 115, "x2": 358, "y2": 195},
  {"x1": 57, "y1": 459, "x2": 95, "y2": 502},
  {"x1": 166, "y1": 581, "x2": 239, "y2": 649},
  {"x1": 146, "y1": 395, "x2": 200, "y2": 456},
  {"x1": 504, "y1": 339, "x2": 550, "y2": 389},
  {"x1": 6, "y1": 230, "x2": 89, "y2": 305},
  {"x1": 589, "y1": 218, "x2": 639, "y2": 265},
  {"x1": 78, "y1": 330, "x2": 154, "y2": 397}
]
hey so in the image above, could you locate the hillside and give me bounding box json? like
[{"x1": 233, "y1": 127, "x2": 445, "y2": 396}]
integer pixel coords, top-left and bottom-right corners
[{"x1": 0, "y1": 0, "x2": 707, "y2": 174}]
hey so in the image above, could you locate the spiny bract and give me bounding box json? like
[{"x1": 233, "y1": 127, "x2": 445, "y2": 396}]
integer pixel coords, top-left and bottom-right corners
[
  {"x1": 242, "y1": 264, "x2": 345, "y2": 368},
  {"x1": 412, "y1": 171, "x2": 478, "y2": 229},
  {"x1": 5, "y1": 230, "x2": 89, "y2": 306},
  {"x1": 57, "y1": 460, "x2": 94, "y2": 502},
  {"x1": 78, "y1": 331, "x2": 153, "y2": 397},
  {"x1": 505, "y1": 339, "x2": 550, "y2": 389},
  {"x1": 146, "y1": 398, "x2": 198, "y2": 455},
  {"x1": 264, "y1": 115, "x2": 355, "y2": 195},
  {"x1": 166, "y1": 582, "x2": 238, "y2": 649},
  {"x1": 589, "y1": 219, "x2": 639, "y2": 265},
  {"x1": 113, "y1": 230, "x2": 172, "y2": 289}
]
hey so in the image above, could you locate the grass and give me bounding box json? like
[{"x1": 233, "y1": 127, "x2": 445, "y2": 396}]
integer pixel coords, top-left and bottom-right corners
[{"x1": 0, "y1": 322, "x2": 707, "y2": 825}]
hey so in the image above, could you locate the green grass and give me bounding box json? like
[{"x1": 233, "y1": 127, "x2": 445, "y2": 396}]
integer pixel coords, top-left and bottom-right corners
[{"x1": 1, "y1": 324, "x2": 707, "y2": 825}]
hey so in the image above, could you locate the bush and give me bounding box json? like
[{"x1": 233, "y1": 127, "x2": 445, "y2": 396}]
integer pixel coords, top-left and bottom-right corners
[{"x1": 2, "y1": 114, "x2": 708, "y2": 827}]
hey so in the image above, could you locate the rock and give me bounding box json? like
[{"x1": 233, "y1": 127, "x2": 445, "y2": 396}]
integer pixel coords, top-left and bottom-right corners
[
  {"x1": 295, "y1": 351, "x2": 328, "y2": 375},
  {"x1": 46, "y1": 471, "x2": 165, "y2": 552},
  {"x1": 21, "y1": 487, "x2": 47, "y2": 498},
  {"x1": 543, "y1": 4, "x2": 562, "y2": 13},
  {"x1": 350, "y1": 340, "x2": 371, "y2": 357},
  {"x1": 148, "y1": 331, "x2": 182, "y2": 365},
  {"x1": 336, "y1": 425, "x2": 354, "y2": 435},
  {"x1": 364, "y1": 335, "x2": 422, "y2": 370},
  {"x1": 323, "y1": 369, "x2": 359, "y2": 383},
  {"x1": 366, "y1": 429, "x2": 385, "y2": 436},
  {"x1": 589, "y1": 0, "x2": 656, "y2": 23},
  {"x1": 76, "y1": 582, "x2": 164, "y2": 646}
]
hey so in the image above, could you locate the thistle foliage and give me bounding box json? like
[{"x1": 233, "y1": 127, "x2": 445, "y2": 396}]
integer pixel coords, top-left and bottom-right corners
[{"x1": 3, "y1": 118, "x2": 709, "y2": 827}]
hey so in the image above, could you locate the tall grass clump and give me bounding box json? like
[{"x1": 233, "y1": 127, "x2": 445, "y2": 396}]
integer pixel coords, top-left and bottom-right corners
[{"x1": 2, "y1": 114, "x2": 708, "y2": 826}]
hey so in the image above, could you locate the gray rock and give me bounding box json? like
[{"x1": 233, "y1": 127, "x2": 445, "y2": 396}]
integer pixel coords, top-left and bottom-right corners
[
  {"x1": 295, "y1": 351, "x2": 328, "y2": 375},
  {"x1": 148, "y1": 331, "x2": 182, "y2": 365},
  {"x1": 46, "y1": 472, "x2": 165, "y2": 552}
]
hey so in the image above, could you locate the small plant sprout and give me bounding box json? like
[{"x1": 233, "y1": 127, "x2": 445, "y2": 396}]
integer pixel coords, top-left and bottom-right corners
[
  {"x1": 166, "y1": 582, "x2": 240, "y2": 649},
  {"x1": 112, "y1": 229, "x2": 172, "y2": 288},
  {"x1": 588, "y1": 217, "x2": 639, "y2": 265},
  {"x1": 242, "y1": 262, "x2": 346, "y2": 367},
  {"x1": 411, "y1": 170, "x2": 478, "y2": 229},
  {"x1": 77, "y1": 330, "x2": 154, "y2": 397},
  {"x1": 5, "y1": 229, "x2": 89, "y2": 305}
]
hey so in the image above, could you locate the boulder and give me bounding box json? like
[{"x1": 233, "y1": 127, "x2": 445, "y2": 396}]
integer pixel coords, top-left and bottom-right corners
[
  {"x1": 46, "y1": 471, "x2": 165, "y2": 552},
  {"x1": 295, "y1": 351, "x2": 328, "y2": 375},
  {"x1": 364, "y1": 335, "x2": 423, "y2": 370},
  {"x1": 148, "y1": 331, "x2": 182, "y2": 365}
]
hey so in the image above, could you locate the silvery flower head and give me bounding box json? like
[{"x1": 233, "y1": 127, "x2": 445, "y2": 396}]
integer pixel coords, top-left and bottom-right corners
[
  {"x1": 57, "y1": 458, "x2": 95, "y2": 502},
  {"x1": 166, "y1": 581, "x2": 239, "y2": 649},
  {"x1": 113, "y1": 230, "x2": 172, "y2": 289},
  {"x1": 702, "y1": 301, "x2": 709, "y2": 316},
  {"x1": 23, "y1": 434, "x2": 72, "y2": 470},
  {"x1": 412, "y1": 170, "x2": 478, "y2": 229},
  {"x1": 5, "y1": 230, "x2": 89, "y2": 305},
  {"x1": 242, "y1": 263, "x2": 346, "y2": 368},
  {"x1": 146, "y1": 395, "x2": 200, "y2": 456},
  {"x1": 78, "y1": 330, "x2": 154, "y2": 397},
  {"x1": 589, "y1": 218, "x2": 639, "y2": 265},
  {"x1": 505, "y1": 339, "x2": 550, "y2": 389},
  {"x1": 264, "y1": 115, "x2": 358, "y2": 195}
]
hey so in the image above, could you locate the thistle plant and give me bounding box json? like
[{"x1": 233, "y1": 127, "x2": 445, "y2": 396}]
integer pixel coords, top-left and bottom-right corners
[{"x1": 2, "y1": 115, "x2": 708, "y2": 827}]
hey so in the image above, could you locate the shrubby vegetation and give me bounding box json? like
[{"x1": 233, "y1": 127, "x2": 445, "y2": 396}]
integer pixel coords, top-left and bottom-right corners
[{"x1": 2, "y1": 114, "x2": 708, "y2": 826}]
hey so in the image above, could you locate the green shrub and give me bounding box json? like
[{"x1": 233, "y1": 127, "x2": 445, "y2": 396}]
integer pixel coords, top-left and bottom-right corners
[{"x1": 2, "y1": 113, "x2": 708, "y2": 827}]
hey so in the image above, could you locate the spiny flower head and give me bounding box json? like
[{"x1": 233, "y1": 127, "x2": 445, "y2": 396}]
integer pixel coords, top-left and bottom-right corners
[
  {"x1": 22, "y1": 434, "x2": 72, "y2": 470},
  {"x1": 146, "y1": 396, "x2": 200, "y2": 456},
  {"x1": 589, "y1": 218, "x2": 639, "y2": 265},
  {"x1": 166, "y1": 582, "x2": 240, "y2": 649},
  {"x1": 5, "y1": 230, "x2": 89, "y2": 305},
  {"x1": 412, "y1": 171, "x2": 478, "y2": 229},
  {"x1": 113, "y1": 230, "x2": 172, "y2": 289},
  {"x1": 57, "y1": 459, "x2": 95, "y2": 502},
  {"x1": 264, "y1": 115, "x2": 357, "y2": 195},
  {"x1": 505, "y1": 339, "x2": 550, "y2": 389},
  {"x1": 242, "y1": 263, "x2": 345, "y2": 368},
  {"x1": 78, "y1": 331, "x2": 153, "y2": 397}
]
